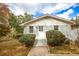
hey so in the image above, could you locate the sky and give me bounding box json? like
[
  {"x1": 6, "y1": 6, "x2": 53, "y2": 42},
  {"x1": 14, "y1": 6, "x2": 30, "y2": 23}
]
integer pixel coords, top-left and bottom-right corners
[{"x1": 7, "y1": 3, "x2": 79, "y2": 19}]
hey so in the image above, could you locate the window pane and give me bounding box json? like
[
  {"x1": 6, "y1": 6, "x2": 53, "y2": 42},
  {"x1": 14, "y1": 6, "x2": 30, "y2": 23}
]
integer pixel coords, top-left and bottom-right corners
[
  {"x1": 39, "y1": 26, "x2": 43, "y2": 31},
  {"x1": 29, "y1": 26, "x2": 33, "y2": 33},
  {"x1": 54, "y1": 25, "x2": 58, "y2": 30}
]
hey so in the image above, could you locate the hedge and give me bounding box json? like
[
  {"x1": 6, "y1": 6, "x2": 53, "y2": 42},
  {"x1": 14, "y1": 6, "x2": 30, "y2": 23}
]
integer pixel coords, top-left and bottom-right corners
[
  {"x1": 46, "y1": 30, "x2": 66, "y2": 46},
  {"x1": 19, "y1": 34, "x2": 36, "y2": 47}
]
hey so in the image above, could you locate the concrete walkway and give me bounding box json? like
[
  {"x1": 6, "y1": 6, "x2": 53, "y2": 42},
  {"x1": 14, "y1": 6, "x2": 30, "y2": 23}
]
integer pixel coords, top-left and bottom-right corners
[
  {"x1": 28, "y1": 46, "x2": 49, "y2": 56},
  {"x1": 35, "y1": 31, "x2": 47, "y2": 46},
  {"x1": 28, "y1": 31, "x2": 49, "y2": 56}
]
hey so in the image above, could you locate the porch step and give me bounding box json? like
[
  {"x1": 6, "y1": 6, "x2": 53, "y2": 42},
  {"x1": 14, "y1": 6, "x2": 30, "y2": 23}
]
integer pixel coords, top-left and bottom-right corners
[
  {"x1": 35, "y1": 31, "x2": 47, "y2": 39},
  {"x1": 34, "y1": 39, "x2": 47, "y2": 46},
  {"x1": 34, "y1": 31, "x2": 47, "y2": 46}
]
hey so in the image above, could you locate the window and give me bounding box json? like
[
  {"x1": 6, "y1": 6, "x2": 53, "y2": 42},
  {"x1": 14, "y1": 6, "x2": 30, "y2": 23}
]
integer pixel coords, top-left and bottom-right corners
[
  {"x1": 39, "y1": 26, "x2": 43, "y2": 31},
  {"x1": 54, "y1": 25, "x2": 58, "y2": 30},
  {"x1": 29, "y1": 26, "x2": 33, "y2": 33}
]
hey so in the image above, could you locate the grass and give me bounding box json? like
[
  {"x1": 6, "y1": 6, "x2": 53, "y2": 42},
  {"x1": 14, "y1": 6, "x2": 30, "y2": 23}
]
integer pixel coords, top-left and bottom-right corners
[
  {"x1": 0, "y1": 35, "x2": 31, "y2": 56},
  {"x1": 49, "y1": 44, "x2": 79, "y2": 55}
]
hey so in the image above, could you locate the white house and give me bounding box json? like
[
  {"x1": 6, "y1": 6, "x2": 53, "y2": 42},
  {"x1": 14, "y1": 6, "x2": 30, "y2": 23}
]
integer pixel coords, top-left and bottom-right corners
[{"x1": 21, "y1": 14, "x2": 78, "y2": 40}]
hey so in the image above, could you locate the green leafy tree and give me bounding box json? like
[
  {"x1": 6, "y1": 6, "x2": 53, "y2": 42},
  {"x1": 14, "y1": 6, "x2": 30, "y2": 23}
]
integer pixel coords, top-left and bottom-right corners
[
  {"x1": 76, "y1": 15, "x2": 79, "y2": 40},
  {"x1": 76, "y1": 15, "x2": 79, "y2": 26},
  {"x1": 17, "y1": 13, "x2": 32, "y2": 24},
  {"x1": 24, "y1": 13, "x2": 32, "y2": 22},
  {"x1": 9, "y1": 13, "x2": 23, "y2": 33}
]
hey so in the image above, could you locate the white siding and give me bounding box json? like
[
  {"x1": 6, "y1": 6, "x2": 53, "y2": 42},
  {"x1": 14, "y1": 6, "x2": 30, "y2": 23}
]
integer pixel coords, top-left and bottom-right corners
[
  {"x1": 26, "y1": 18, "x2": 67, "y2": 26},
  {"x1": 59, "y1": 25, "x2": 78, "y2": 40},
  {"x1": 23, "y1": 18, "x2": 77, "y2": 40}
]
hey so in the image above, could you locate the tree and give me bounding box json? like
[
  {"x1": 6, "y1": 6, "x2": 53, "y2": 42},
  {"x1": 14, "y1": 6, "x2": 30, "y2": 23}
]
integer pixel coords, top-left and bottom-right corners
[
  {"x1": 9, "y1": 13, "x2": 23, "y2": 33},
  {"x1": 24, "y1": 13, "x2": 32, "y2": 22},
  {"x1": 76, "y1": 15, "x2": 79, "y2": 40},
  {"x1": 0, "y1": 3, "x2": 10, "y2": 37},
  {"x1": 9, "y1": 12, "x2": 33, "y2": 34},
  {"x1": 76, "y1": 15, "x2": 79, "y2": 26},
  {"x1": 0, "y1": 3, "x2": 10, "y2": 26},
  {"x1": 17, "y1": 13, "x2": 32, "y2": 24}
]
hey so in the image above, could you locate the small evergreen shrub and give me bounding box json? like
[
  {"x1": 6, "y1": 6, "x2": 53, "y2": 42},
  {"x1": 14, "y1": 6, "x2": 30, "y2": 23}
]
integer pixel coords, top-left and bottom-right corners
[
  {"x1": 19, "y1": 34, "x2": 36, "y2": 47},
  {"x1": 46, "y1": 30, "x2": 66, "y2": 46}
]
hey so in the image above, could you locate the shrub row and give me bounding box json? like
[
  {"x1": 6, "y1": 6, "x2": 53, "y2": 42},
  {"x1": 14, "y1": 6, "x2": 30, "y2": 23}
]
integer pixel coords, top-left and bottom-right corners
[
  {"x1": 46, "y1": 30, "x2": 68, "y2": 46},
  {"x1": 19, "y1": 34, "x2": 36, "y2": 47},
  {"x1": 19, "y1": 30, "x2": 70, "y2": 47}
]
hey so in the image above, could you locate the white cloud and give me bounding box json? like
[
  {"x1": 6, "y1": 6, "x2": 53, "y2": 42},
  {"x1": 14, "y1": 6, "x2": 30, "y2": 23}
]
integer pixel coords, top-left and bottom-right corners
[
  {"x1": 8, "y1": 3, "x2": 45, "y2": 15},
  {"x1": 57, "y1": 9, "x2": 74, "y2": 19},
  {"x1": 73, "y1": 17, "x2": 76, "y2": 20},
  {"x1": 41, "y1": 3, "x2": 75, "y2": 14},
  {"x1": 42, "y1": 4, "x2": 68, "y2": 14},
  {"x1": 8, "y1": 4, "x2": 25, "y2": 15},
  {"x1": 77, "y1": 14, "x2": 79, "y2": 17},
  {"x1": 13, "y1": 9, "x2": 25, "y2": 16},
  {"x1": 22, "y1": 3, "x2": 56, "y2": 15},
  {"x1": 7, "y1": 3, "x2": 75, "y2": 18},
  {"x1": 10, "y1": 6, "x2": 25, "y2": 15}
]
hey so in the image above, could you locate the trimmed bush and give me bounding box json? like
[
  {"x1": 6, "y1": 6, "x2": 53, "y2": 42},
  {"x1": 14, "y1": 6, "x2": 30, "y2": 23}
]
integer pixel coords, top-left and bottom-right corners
[
  {"x1": 46, "y1": 30, "x2": 66, "y2": 46},
  {"x1": 19, "y1": 34, "x2": 36, "y2": 47}
]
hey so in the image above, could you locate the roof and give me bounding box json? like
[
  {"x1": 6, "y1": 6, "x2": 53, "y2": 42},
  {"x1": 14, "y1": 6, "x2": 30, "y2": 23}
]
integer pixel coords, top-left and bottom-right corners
[{"x1": 20, "y1": 14, "x2": 76, "y2": 26}]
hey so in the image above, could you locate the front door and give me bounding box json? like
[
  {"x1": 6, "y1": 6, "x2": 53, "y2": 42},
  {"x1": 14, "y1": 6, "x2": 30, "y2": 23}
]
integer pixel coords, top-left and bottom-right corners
[
  {"x1": 35, "y1": 26, "x2": 47, "y2": 46},
  {"x1": 37, "y1": 26, "x2": 44, "y2": 38},
  {"x1": 36, "y1": 26, "x2": 46, "y2": 39}
]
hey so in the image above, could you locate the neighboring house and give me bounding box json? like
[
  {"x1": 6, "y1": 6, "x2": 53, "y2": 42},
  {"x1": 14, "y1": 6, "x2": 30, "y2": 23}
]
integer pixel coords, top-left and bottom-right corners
[{"x1": 21, "y1": 14, "x2": 78, "y2": 40}]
